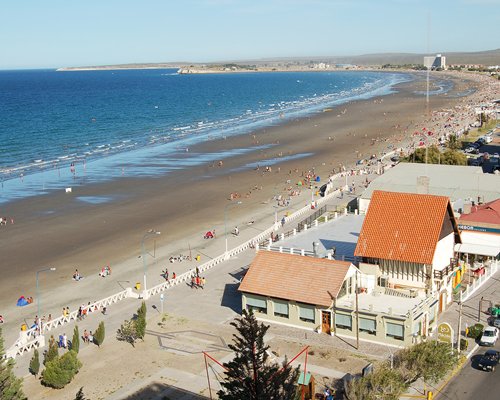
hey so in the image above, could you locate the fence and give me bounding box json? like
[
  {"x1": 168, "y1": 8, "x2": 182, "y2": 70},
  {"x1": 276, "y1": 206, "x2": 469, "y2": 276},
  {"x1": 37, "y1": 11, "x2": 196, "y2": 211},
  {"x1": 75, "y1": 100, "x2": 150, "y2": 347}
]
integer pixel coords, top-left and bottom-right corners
[
  {"x1": 6, "y1": 288, "x2": 132, "y2": 359},
  {"x1": 460, "y1": 261, "x2": 499, "y2": 302},
  {"x1": 4, "y1": 172, "x2": 348, "y2": 360}
]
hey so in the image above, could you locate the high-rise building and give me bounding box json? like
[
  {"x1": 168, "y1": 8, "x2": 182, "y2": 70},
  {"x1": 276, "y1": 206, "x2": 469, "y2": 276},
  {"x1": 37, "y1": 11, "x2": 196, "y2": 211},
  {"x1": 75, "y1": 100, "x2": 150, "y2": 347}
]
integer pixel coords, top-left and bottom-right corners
[{"x1": 424, "y1": 54, "x2": 446, "y2": 70}]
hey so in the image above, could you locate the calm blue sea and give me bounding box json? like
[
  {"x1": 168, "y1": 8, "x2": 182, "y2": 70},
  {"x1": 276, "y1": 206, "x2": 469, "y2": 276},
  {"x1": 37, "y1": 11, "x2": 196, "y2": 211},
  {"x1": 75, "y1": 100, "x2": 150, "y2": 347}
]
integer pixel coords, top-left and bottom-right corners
[{"x1": 0, "y1": 68, "x2": 411, "y2": 204}]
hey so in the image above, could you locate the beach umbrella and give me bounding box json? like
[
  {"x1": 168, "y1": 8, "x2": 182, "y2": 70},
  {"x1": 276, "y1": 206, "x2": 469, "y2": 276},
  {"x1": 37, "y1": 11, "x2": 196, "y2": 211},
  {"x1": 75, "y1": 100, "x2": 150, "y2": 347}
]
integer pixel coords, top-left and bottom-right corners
[
  {"x1": 17, "y1": 296, "x2": 28, "y2": 307},
  {"x1": 315, "y1": 176, "x2": 320, "y2": 182},
  {"x1": 297, "y1": 181, "x2": 302, "y2": 186}
]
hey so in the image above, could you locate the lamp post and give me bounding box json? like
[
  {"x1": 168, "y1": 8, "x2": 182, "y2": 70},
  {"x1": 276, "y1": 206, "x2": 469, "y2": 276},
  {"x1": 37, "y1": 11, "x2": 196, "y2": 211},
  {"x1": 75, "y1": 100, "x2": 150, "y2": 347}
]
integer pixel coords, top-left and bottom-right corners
[
  {"x1": 36, "y1": 267, "x2": 56, "y2": 332},
  {"x1": 225, "y1": 201, "x2": 242, "y2": 254},
  {"x1": 142, "y1": 229, "x2": 161, "y2": 292}
]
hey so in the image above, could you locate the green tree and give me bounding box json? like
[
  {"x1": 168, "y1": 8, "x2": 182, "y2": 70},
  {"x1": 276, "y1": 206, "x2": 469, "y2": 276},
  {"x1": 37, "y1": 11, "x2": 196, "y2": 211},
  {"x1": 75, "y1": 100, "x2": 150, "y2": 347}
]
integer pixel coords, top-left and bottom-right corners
[
  {"x1": 41, "y1": 350, "x2": 82, "y2": 389},
  {"x1": 71, "y1": 326, "x2": 80, "y2": 353},
  {"x1": 217, "y1": 311, "x2": 300, "y2": 400},
  {"x1": 446, "y1": 134, "x2": 462, "y2": 151},
  {"x1": 117, "y1": 320, "x2": 138, "y2": 347},
  {"x1": 43, "y1": 335, "x2": 59, "y2": 365},
  {"x1": 29, "y1": 349, "x2": 40, "y2": 377},
  {"x1": 441, "y1": 149, "x2": 467, "y2": 165},
  {"x1": 75, "y1": 387, "x2": 86, "y2": 400},
  {"x1": 395, "y1": 341, "x2": 458, "y2": 385},
  {"x1": 94, "y1": 321, "x2": 105, "y2": 347},
  {"x1": 0, "y1": 328, "x2": 26, "y2": 400},
  {"x1": 345, "y1": 366, "x2": 407, "y2": 400},
  {"x1": 135, "y1": 301, "x2": 147, "y2": 340}
]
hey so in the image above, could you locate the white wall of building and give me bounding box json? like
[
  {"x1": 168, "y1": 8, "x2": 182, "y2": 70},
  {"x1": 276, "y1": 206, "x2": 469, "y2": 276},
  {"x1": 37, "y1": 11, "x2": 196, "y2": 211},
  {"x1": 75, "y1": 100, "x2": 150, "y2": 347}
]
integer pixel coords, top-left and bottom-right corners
[{"x1": 432, "y1": 233, "x2": 455, "y2": 271}]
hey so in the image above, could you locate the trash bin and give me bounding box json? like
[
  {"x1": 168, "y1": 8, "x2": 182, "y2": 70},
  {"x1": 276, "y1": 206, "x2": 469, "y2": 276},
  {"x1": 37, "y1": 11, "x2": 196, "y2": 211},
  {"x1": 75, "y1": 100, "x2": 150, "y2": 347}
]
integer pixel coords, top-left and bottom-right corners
[{"x1": 135, "y1": 282, "x2": 141, "y2": 290}]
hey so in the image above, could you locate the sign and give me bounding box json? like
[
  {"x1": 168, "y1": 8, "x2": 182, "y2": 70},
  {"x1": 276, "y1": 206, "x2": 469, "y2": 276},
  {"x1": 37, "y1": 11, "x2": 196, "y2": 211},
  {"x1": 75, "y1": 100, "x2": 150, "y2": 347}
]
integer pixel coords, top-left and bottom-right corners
[
  {"x1": 458, "y1": 224, "x2": 500, "y2": 234},
  {"x1": 437, "y1": 322, "x2": 454, "y2": 344}
]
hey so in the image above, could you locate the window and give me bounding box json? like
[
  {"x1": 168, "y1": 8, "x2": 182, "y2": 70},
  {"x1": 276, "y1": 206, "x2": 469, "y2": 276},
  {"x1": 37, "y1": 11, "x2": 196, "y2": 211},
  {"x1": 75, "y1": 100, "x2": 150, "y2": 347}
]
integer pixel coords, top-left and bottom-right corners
[
  {"x1": 299, "y1": 304, "x2": 315, "y2": 323},
  {"x1": 335, "y1": 313, "x2": 352, "y2": 330},
  {"x1": 274, "y1": 300, "x2": 289, "y2": 318},
  {"x1": 429, "y1": 305, "x2": 436, "y2": 324},
  {"x1": 413, "y1": 321, "x2": 422, "y2": 336},
  {"x1": 386, "y1": 322, "x2": 404, "y2": 340},
  {"x1": 246, "y1": 296, "x2": 267, "y2": 314},
  {"x1": 359, "y1": 318, "x2": 376, "y2": 335}
]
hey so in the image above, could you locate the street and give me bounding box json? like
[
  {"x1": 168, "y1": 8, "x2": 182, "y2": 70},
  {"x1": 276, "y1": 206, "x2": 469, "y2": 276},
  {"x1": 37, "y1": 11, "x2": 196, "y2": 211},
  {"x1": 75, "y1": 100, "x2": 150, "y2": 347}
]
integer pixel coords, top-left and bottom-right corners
[{"x1": 436, "y1": 341, "x2": 500, "y2": 400}]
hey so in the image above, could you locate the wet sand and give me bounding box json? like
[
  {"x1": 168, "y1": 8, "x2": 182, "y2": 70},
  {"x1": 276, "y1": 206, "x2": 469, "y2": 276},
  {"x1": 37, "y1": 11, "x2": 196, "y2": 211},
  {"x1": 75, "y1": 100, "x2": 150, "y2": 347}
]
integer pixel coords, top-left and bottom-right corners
[{"x1": 0, "y1": 71, "x2": 490, "y2": 337}]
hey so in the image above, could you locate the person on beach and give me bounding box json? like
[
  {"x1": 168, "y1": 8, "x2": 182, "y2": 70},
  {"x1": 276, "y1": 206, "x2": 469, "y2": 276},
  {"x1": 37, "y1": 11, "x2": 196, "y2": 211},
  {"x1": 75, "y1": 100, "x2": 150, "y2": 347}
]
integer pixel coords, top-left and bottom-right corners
[
  {"x1": 191, "y1": 276, "x2": 197, "y2": 289},
  {"x1": 88, "y1": 331, "x2": 94, "y2": 344},
  {"x1": 83, "y1": 329, "x2": 89, "y2": 343},
  {"x1": 0, "y1": 315, "x2": 4, "y2": 323},
  {"x1": 201, "y1": 277, "x2": 206, "y2": 289},
  {"x1": 172, "y1": 272, "x2": 176, "y2": 280}
]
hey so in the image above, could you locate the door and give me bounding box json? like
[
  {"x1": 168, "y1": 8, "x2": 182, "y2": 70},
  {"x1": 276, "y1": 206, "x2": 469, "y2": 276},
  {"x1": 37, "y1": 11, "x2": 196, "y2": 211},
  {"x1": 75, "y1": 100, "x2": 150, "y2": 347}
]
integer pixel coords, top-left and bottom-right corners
[{"x1": 322, "y1": 311, "x2": 331, "y2": 333}]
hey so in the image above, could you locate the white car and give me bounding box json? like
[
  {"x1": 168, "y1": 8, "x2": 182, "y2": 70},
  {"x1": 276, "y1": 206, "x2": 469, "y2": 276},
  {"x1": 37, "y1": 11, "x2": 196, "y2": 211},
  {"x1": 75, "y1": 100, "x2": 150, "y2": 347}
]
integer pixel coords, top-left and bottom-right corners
[{"x1": 479, "y1": 326, "x2": 499, "y2": 346}]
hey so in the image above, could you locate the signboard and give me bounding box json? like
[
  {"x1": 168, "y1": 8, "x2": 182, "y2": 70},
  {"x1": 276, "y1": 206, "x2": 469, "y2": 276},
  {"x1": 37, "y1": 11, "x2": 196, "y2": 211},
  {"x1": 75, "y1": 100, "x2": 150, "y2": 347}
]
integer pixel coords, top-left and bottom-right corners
[
  {"x1": 458, "y1": 224, "x2": 500, "y2": 234},
  {"x1": 437, "y1": 322, "x2": 454, "y2": 344}
]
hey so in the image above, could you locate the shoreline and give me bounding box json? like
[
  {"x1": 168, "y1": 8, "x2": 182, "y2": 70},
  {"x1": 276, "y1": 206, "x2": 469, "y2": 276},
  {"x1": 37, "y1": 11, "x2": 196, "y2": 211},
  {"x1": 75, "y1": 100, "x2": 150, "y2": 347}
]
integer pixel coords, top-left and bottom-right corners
[{"x1": 0, "y1": 71, "x2": 496, "y2": 347}]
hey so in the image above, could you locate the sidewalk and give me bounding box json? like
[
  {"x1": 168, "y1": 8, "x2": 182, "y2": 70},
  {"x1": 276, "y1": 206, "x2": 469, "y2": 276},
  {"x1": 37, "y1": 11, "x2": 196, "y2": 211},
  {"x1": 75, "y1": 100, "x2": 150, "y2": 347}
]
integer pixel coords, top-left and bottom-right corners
[{"x1": 404, "y1": 267, "x2": 500, "y2": 399}]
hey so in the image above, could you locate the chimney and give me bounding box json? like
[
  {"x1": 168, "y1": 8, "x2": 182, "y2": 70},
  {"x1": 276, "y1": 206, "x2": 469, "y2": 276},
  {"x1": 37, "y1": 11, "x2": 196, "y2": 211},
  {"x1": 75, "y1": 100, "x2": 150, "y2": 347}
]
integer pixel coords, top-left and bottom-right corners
[
  {"x1": 313, "y1": 242, "x2": 320, "y2": 258},
  {"x1": 416, "y1": 176, "x2": 430, "y2": 194}
]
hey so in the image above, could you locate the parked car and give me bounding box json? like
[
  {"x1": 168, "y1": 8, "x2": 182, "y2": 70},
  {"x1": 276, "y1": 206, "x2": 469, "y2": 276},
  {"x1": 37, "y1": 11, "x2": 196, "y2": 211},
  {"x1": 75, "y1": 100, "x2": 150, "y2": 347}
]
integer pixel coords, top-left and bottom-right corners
[
  {"x1": 493, "y1": 317, "x2": 500, "y2": 328},
  {"x1": 484, "y1": 136, "x2": 493, "y2": 144},
  {"x1": 479, "y1": 326, "x2": 499, "y2": 346},
  {"x1": 477, "y1": 350, "x2": 499, "y2": 371}
]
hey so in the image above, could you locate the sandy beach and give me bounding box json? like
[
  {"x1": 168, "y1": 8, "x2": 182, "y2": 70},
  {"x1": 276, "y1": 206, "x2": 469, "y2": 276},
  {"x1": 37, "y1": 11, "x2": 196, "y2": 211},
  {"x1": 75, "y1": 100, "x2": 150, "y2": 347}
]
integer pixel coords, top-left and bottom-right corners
[{"x1": 0, "y1": 70, "x2": 497, "y2": 348}]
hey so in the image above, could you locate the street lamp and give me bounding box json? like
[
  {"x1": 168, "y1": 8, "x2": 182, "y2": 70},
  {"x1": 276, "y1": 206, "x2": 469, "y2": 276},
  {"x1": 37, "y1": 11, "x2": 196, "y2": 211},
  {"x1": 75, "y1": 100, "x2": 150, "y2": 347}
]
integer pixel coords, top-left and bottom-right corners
[
  {"x1": 225, "y1": 201, "x2": 242, "y2": 254},
  {"x1": 36, "y1": 267, "x2": 56, "y2": 331},
  {"x1": 142, "y1": 229, "x2": 161, "y2": 292}
]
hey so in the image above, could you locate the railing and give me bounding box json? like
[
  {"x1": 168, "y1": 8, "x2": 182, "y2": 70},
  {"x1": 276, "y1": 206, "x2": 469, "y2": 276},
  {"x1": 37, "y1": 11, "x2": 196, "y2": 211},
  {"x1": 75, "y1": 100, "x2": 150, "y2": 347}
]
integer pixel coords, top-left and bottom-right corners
[
  {"x1": 4, "y1": 174, "x2": 345, "y2": 360},
  {"x1": 461, "y1": 261, "x2": 499, "y2": 302},
  {"x1": 407, "y1": 294, "x2": 436, "y2": 318},
  {"x1": 297, "y1": 205, "x2": 327, "y2": 232},
  {"x1": 6, "y1": 288, "x2": 132, "y2": 359},
  {"x1": 433, "y1": 264, "x2": 455, "y2": 280}
]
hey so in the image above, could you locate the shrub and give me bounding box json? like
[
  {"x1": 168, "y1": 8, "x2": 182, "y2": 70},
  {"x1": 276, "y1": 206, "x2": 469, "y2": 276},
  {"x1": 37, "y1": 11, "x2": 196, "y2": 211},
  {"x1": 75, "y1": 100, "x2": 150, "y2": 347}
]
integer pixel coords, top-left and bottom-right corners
[
  {"x1": 466, "y1": 324, "x2": 484, "y2": 339},
  {"x1": 44, "y1": 335, "x2": 59, "y2": 365},
  {"x1": 71, "y1": 326, "x2": 80, "y2": 354},
  {"x1": 117, "y1": 320, "x2": 138, "y2": 346},
  {"x1": 94, "y1": 321, "x2": 105, "y2": 347},
  {"x1": 41, "y1": 350, "x2": 82, "y2": 389},
  {"x1": 29, "y1": 349, "x2": 40, "y2": 377},
  {"x1": 135, "y1": 301, "x2": 147, "y2": 340}
]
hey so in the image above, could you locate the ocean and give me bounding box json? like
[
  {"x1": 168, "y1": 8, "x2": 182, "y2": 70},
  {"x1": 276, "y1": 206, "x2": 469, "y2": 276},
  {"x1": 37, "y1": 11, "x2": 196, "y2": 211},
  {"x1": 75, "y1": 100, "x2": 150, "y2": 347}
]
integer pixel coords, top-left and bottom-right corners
[{"x1": 0, "y1": 68, "x2": 411, "y2": 203}]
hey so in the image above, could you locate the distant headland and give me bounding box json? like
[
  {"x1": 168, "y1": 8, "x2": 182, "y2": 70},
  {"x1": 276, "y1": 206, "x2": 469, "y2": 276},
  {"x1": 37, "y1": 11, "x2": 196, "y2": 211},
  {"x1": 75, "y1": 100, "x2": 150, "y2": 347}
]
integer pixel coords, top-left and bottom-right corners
[{"x1": 56, "y1": 49, "x2": 500, "y2": 72}]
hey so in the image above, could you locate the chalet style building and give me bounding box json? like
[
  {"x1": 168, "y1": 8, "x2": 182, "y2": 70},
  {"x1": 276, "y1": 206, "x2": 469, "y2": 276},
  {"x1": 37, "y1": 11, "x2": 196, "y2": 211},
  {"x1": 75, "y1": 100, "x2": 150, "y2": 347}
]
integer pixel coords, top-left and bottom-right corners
[{"x1": 354, "y1": 190, "x2": 462, "y2": 312}]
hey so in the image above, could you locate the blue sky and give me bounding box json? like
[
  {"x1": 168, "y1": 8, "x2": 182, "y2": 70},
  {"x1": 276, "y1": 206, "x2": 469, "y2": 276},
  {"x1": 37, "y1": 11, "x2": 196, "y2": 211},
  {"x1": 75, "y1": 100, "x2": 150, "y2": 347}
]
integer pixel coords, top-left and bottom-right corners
[{"x1": 1, "y1": 0, "x2": 499, "y2": 69}]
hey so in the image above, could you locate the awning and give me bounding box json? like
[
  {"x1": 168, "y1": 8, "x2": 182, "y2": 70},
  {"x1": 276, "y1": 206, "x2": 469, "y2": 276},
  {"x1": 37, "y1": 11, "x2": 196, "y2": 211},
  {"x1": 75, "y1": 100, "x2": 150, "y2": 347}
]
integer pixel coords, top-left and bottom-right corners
[{"x1": 455, "y1": 243, "x2": 500, "y2": 257}]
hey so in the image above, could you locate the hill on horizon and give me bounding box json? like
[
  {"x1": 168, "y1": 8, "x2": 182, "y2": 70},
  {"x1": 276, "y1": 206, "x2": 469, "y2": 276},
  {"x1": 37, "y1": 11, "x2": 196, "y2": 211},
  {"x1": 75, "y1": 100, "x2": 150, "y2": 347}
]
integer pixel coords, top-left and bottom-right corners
[{"x1": 60, "y1": 49, "x2": 500, "y2": 70}]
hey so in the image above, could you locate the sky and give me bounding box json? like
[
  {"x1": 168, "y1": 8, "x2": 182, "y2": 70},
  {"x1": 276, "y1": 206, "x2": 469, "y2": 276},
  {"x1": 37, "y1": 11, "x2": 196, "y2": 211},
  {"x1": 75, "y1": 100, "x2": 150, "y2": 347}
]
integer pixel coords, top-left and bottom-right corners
[{"x1": 1, "y1": 0, "x2": 499, "y2": 69}]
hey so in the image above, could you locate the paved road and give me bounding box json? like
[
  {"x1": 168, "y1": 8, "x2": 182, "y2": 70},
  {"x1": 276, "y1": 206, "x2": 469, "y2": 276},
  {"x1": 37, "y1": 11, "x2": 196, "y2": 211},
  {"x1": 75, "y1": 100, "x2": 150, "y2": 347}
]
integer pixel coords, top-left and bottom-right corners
[{"x1": 436, "y1": 342, "x2": 500, "y2": 400}]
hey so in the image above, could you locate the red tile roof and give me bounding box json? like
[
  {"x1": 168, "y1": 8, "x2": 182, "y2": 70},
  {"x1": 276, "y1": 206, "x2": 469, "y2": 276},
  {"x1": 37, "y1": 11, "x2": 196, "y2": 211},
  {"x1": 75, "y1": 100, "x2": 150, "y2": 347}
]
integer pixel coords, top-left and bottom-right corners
[
  {"x1": 238, "y1": 251, "x2": 352, "y2": 307},
  {"x1": 459, "y1": 199, "x2": 500, "y2": 226},
  {"x1": 354, "y1": 190, "x2": 454, "y2": 265}
]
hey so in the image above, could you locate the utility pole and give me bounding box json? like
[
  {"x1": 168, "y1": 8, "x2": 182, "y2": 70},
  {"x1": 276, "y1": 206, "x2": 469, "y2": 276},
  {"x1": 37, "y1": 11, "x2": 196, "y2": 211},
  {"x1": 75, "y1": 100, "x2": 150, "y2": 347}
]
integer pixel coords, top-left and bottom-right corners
[
  {"x1": 355, "y1": 271, "x2": 360, "y2": 349},
  {"x1": 457, "y1": 292, "x2": 463, "y2": 352}
]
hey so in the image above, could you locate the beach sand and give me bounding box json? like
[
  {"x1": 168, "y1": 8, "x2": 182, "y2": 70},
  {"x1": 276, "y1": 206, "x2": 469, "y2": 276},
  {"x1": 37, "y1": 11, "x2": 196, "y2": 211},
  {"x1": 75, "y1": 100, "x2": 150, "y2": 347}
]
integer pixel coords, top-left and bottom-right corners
[{"x1": 0, "y1": 71, "x2": 494, "y2": 346}]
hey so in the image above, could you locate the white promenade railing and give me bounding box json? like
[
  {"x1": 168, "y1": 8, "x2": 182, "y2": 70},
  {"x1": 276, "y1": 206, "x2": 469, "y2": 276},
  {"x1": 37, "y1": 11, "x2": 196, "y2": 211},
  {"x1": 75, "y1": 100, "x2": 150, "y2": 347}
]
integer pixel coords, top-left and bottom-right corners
[
  {"x1": 461, "y1": 261, "x2": 499, "y2": 302},
  {"x1": 5, "y1": 173, "x2": 353, "y2": 359},
  {"x1": 6, "y1": 288, "x2": 132, "y2": 359}
]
